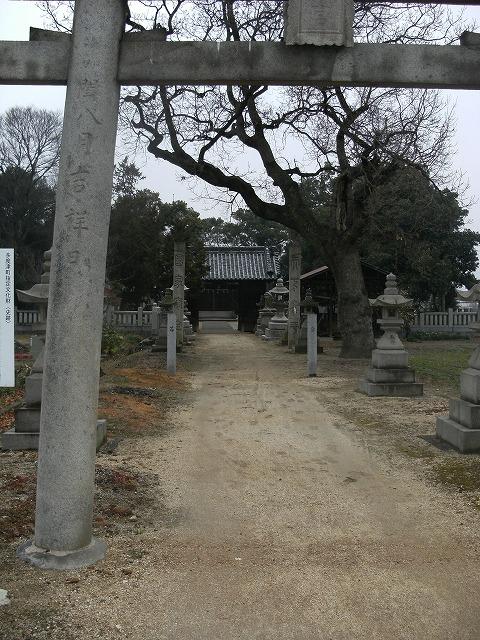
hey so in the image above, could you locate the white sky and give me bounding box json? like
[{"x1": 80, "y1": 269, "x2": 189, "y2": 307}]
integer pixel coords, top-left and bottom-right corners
[{"x1": 1, "y1": 0, "x2": 480, "y2": 247}]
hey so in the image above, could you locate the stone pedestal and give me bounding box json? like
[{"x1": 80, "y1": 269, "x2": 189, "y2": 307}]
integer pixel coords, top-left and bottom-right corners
[
  {"x1": 436, "y1": 323, "x2": 480, "y2": 451},
  {"x1": 263, "y1": 318, "x2": 288, "y2": 342},
  {"x1": 2, "y1": 418, "x2": 107, "y2": 451},
  {"x1": 359, "y1": 273, "x2": 422, "y2": 397}
]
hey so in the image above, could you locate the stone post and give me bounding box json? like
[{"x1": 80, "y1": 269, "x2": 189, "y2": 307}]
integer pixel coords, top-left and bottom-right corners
[
  {"x1": 307, "y1": 312, "x2": 317, "y2": 377},
  {"x1": 167, "y1": 312, "x2": 176, "y2": 375},
  {"x1": 17, "y1": 0, "x2": 124, "y2": 569},
  {"x1": 173, "y1": 242, "x2": 186, "y2": 347},
  {"x1": 288, "y1": 234, "x2": 302, "y2": 351}
]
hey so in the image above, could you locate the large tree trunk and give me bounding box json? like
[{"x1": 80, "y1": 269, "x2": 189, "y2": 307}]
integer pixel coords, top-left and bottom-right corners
[{"x1": 330, "y1": 242, "x2": 374, "y2": 358}]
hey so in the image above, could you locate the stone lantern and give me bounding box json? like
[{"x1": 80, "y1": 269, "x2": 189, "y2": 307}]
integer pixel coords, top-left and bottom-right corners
[
  {"x1": 294, "y1": 289, "x2": 321, "y2": 354},
  {"x1": 17, "y1": 248, "x2": 51, "y2": 398},
  {"x1": 1, "y1": 250, "x2": 50, "y2": 448},
  {"x1": 2, "y1": 249, "x2": 106, "y2": 449},
  {"x1": 183, "y1": 298, "x2": 195, "y2": 343},
  {"x1": 263, "y1": 278, "x2": 289, "y2": 341},
  {"x1": 256, "y1": 293, "x2": 276, "y2": 337},
  {"x1": 437, "y1": 282, "x2": 480, "y2": 451},
  {"x1": 359, "y1": 273, "x2": 423, "y2": 397},
  {"x1": 152, "y1": 289, "x2": 175, "y2": 353}
]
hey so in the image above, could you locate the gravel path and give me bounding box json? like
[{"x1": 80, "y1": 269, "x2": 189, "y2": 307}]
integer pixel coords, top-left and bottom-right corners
[{"x1": 2, "y1": 333, "x2": 480, "y2": 639}]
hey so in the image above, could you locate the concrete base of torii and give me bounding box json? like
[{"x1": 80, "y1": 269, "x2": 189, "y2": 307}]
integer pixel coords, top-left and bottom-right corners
[{"x1": 16, "y1": 537, "x2": 106, "y2": 571}]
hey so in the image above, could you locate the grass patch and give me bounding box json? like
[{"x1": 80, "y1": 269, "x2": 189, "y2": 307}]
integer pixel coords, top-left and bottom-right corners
[
  {"x1": 410, "y1": 346, "x2": 471, "y2": 392},
  {"x1": 431, "y1": 457, "x2": 480, "y2": 492},
  {"x1": 396, "y1": 443, "x2": 437, "y2": 460}
]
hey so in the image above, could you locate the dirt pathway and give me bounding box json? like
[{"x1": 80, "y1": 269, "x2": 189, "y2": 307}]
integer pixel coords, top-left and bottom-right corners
[{"x1": 2, "y1": 333, "x2": 480, "y2": 639}]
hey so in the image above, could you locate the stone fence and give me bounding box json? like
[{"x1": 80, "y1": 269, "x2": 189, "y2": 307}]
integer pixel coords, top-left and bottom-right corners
[
  {"x1": 15, "y1": 306, "x2": 153, "y2": 335},
  {"x1": 15, "y1": 306, "x2": 478, "y2": 336},
  {"x1": 411, "y1": 309, "x2": 478, "y2": 334}
]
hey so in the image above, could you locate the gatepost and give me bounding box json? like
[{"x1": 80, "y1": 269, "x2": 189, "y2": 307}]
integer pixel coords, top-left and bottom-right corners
[
  {"x1": 17, "y1": 0, "x2": 124, "y2": 569},
  {"x1": 173, "y1": 242, "x2": 186, "y2": 348},
  {"x1": 288, "y1": 235, "x2": 302, "y2": 351}
]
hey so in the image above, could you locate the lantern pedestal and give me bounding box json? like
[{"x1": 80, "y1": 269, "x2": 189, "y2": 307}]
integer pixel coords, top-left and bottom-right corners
[{"x1": 436, "y1": 320, "x2": 480, "y2": 452}]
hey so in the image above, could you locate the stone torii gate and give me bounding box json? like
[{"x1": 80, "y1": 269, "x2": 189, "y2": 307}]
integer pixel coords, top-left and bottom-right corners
[{"x1": 3, "y1": 0, "x2": 480, "y2": 569}]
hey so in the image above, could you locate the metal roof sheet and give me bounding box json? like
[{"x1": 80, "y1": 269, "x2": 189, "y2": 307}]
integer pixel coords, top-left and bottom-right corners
[{"x1": 204, "y1": 246, "x2": 279, "y2": 281}]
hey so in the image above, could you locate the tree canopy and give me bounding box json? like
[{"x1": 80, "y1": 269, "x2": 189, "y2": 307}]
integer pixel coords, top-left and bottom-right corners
[
  {"x1": 107, "y1": 189, "x2": 207, "y2": 306},
  {"x1": 0, "y1": 166, "x2": 55, "y2": 290},
  {"x1": 0, "y1": 106, "x2": 62, "y2": 185},
  {"x1": 361, "y1": 166, "x2": 479, "y2": 308},
  {"x1": 200, "y1": 209, "x2": 289, "y2": 256}
]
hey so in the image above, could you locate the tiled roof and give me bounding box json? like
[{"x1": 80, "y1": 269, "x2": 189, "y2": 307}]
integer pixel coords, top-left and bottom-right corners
[{"x1": 204, "y1": 246, "x2": 279, "y2": 281}]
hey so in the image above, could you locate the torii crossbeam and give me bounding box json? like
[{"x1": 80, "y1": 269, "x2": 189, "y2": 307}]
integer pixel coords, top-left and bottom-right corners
[{"x1": 4, "y1": 0, "x2": 480, "y2": 569}]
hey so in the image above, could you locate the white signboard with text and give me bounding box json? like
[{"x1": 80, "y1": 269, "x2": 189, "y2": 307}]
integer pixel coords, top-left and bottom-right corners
[{"x1": 0, "y1": 249, "x2": 14, "y2": 387}]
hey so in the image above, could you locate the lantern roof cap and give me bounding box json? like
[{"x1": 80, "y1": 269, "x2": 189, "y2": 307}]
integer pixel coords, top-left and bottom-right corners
[
  {"x1": 268, "y1": 277, "x2": 289, "y2": 296},
  {"x1": 371, "y1": 273, "x2": 412, "y2": 308},
  {"x1": 457, "y1": 282, "x2": 480, "y2": 303},
  {"x1": 16, "y1": 249, "x2": 51, "y2": 305}
]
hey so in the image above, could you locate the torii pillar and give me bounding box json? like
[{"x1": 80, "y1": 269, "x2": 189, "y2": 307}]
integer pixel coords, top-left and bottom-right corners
[{"x1": 17, "y1": 0, "x2": 124, "y2": 569}]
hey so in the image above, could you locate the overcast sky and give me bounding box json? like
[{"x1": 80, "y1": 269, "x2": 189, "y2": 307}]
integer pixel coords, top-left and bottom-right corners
[{"x1": 1, "y1": 0, "x2": 480, "y2": 237}]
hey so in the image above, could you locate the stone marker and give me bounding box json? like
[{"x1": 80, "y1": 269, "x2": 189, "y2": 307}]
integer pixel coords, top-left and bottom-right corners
[
  {"x1": 17, "y1": 0, "x2": 124, "y2": 570},
  {"x1": 167, "y1": 312, "x2": 176, "y2": 375},
  {"x1": 288, "y1": 235, "x2": 302, "y2": 351},
  {"x1": 284, "y1": 0, "x2": 354, "y2": 47},
  {"x1": 263, "y1": 278, "x2": 289, "y2": 342},
  {"x1": 359, "y1": 273, "x2": 423, "y2": 397},
  {"x1": 173, "y1": 242, "x2": 186, "y2": 348},
  {"x1": 437, "y1": 283, "x2": 480, "y2": 451}
]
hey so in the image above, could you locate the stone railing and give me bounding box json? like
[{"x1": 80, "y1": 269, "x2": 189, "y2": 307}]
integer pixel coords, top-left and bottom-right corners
[
  {"x1": 411, "y1": 309, "x2": 478, "y2": 333},
  {"x1": 16, "y1": 309, "x2": 40, "y2": 325},
  {"x1": 105, "y1": 307, "x2": 152, "y2": 334},
  {"x1": 16, "y1": 306, "x2": 153, "y2": 334}
]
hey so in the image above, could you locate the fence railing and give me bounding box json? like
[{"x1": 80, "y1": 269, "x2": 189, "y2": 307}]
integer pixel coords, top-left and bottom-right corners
[
  {"x1": 16, "y1": 309, "x2": 40, "y2": 325},
  {"x1": 15, "y1": 306, "x2": 478, "y2": 335},
  {"x1": 15, "y1": 306, "x2": 153, "y2": 333},
  {"x1": 412, "y1": 309, "x2": 478, "y2": 333},
  {"x1": 109, "y1": 308, "x2": 152, "y2": 329}
]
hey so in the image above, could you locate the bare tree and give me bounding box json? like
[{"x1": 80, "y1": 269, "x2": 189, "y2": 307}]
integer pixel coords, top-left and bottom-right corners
[
  {"x1": 41, "y1": 0, "x2": 466, "y2": 356},
  {"x1": 0, "y1": 106, "x2": 62, "y2": 184}
]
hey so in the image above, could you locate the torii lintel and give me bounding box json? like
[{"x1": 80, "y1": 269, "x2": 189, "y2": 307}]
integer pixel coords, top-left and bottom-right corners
[{"x1": 1, "y1": 27, "x2": 480, "y2": 90}]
